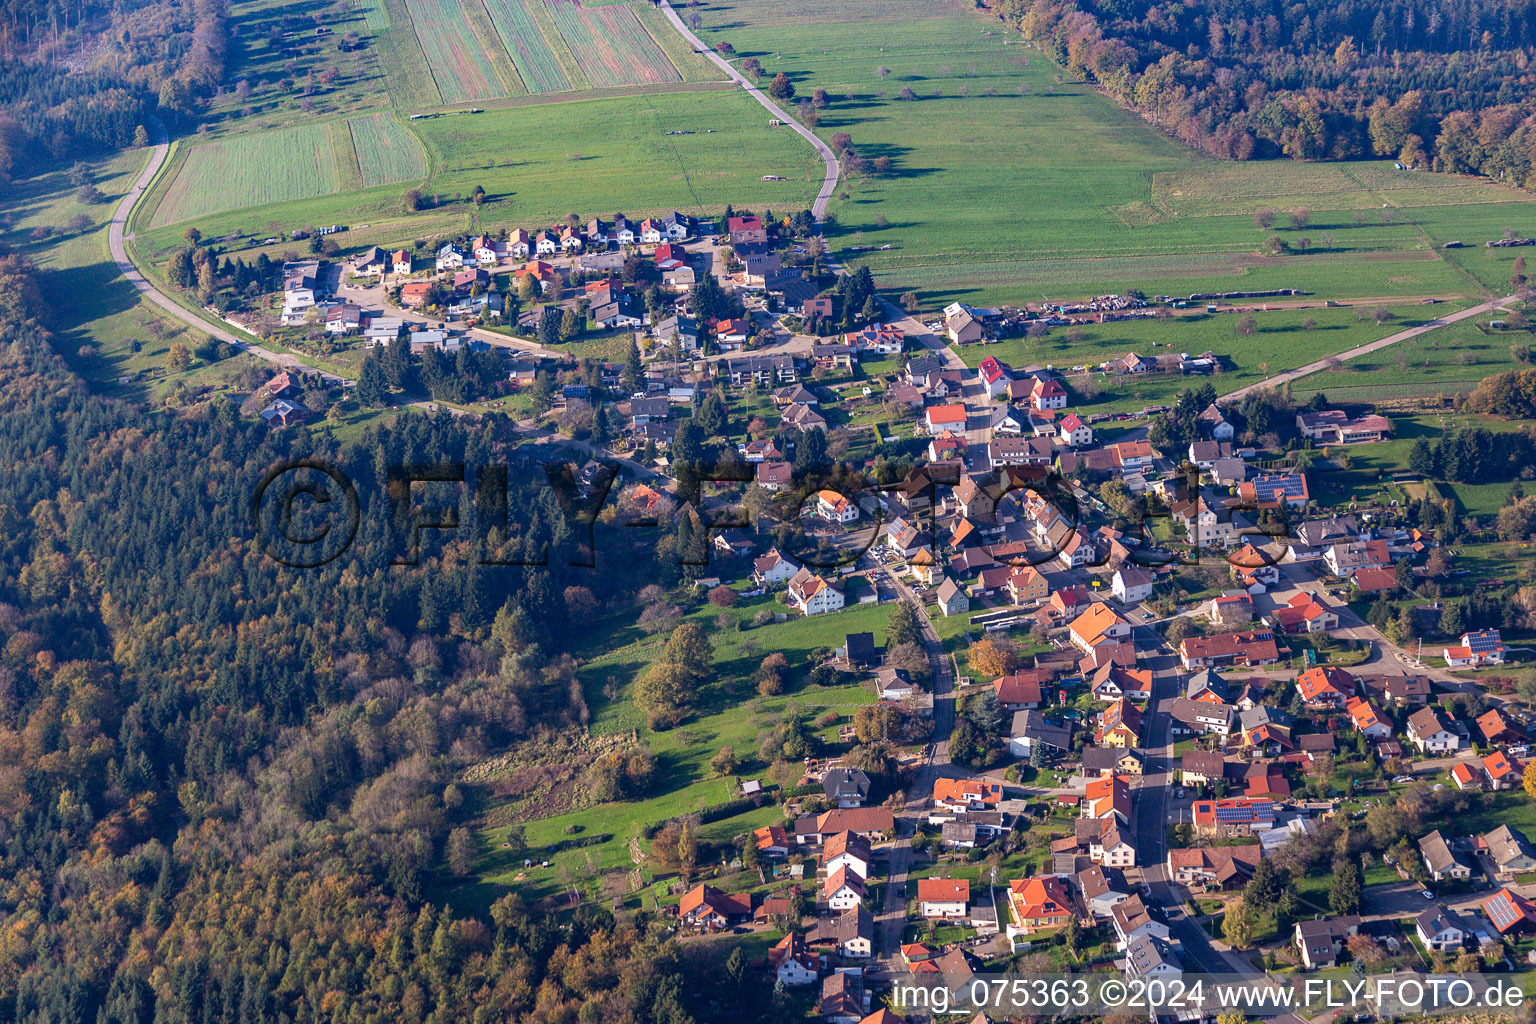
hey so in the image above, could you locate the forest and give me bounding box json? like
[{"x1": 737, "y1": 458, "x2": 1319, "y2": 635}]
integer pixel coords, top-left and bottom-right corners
[
  {"x1": 0, "y1": 0, "x2": 227, "y2": 178},
  {"x1": 0, "y1": 250, "x2": 727, "y2": 1023},
  {"x1": 993, "y1": 0, "x2": 1536, "y2": 181}
]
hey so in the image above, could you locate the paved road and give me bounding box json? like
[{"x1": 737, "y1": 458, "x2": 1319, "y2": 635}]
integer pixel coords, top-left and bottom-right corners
[
  {"x1": 1220, "y1": 293, "x2": 1522, "y2": 404},
  {"x1": 659, "y1": 1, "x2": 839, "y2": 223},
  {"x1": 866, "y1": 558, "x2": 960, "y2": 959},
  {"x1": 106, "y1": 122, "x2": 342, "y2": 382}
]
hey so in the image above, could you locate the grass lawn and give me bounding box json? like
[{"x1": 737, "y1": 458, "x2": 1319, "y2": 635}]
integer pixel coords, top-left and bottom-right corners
[
  {"x1": 1308, "y1": 411, "x2": 1536, "y2": 515},
  {"x1": 687, "y1": 0, "x2": 1535, "y2": 308}
]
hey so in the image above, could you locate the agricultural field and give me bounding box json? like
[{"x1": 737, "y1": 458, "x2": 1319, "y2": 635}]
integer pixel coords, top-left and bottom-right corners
[
  {"x1": 129, "y1": 88, "x2": 820, "y2": 264},
  {"x1": 689, "y1": 0, "x2": 1536, "y2": 307},
  {"x1": 349, "y1": 112, "x2": 430, "y2": 185},
  {"x1": 402, "y1": 0, "x2": 520, "y2": 102},
  {"x1": 545, "y1": 0, "x2": 683, "y2": 88},
  {"x1": 1292, "y1": 317, "x2": 1532, "y2": 402},
  {"x1": 145, "y1": 125, "x2": 342, "y2": 228},
  {"x1": 481, "y1": 0, "x2": 575, "y2": 92},
  {"x1": 358, "y1": 0, "x2": 447, "y2": 108}
]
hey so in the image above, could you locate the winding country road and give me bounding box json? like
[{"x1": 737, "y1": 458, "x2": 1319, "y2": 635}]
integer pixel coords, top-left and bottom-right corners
[
  {"x1": 1219, "y1": 291, "x2": 1521, "y2": 404},
  {"x1": 659, "y1": 1, "x2": 840, "y2": 223},
  {"x1": 105, "y1": 124, "x2": 339, "y2": 379}
]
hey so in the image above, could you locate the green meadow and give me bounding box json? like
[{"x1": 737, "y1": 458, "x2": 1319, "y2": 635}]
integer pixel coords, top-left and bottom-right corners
[
  {"x1": 0, "y1": 148, "x2": 261, "y2": 400},
  {"x1": 688, "y1": 0, "x2": 1536, "y2": 306},
  {"x1": 457, "y1": 593, "x2": 898, "y2": 904},
  {"x1": 956, "y1": 301, "x2": 1503, "y2": 415},
  {"x1": 131, "y1": 88, "x2": 822, "y2": 257}
]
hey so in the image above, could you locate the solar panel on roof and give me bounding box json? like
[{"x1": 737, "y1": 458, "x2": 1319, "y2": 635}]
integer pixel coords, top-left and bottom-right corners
[
  {"x1": 1467, "y1": 631, "x2": 1502, "y2": 652},
  {"x1": 1488, "y1": 893, "x2": 1522, "y2": 929}
]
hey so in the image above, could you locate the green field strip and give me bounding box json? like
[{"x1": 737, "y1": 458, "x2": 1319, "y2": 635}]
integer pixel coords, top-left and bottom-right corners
[
  {"x1": 520, "y1": 0, "x2": 592, "y2": 90},
  {"x1": 480, "y1": 0, "x2": 572, "y2": 92},
  {"x1": 375, "y1": 0, "x2": 444, "y2": 107},
  {"x1": 540, "y1": 1, "x2": 680, "y2": 88},
  {"x1": 358, "y1": 0, "x2": 390, "y2": 32},
  {"x1": 130, "y1": 141, "x2": 185, "y2": 234},
  {"x1": 629, "y1": 1, "x2": 724, "y2": 82},
  {"x1": 400, "y1": 0, "x2": 511, "y2": 102},
  {"x1": 349, "y1": 113, "x2": 431, "y2": 185},
  {"x1": 148, "y1": 125, "x2": 342, "y2": 228},
  {"x1": 461, "y1": 0, "x2": 529, "y2": 96},
  {"x1": 331, "y1": 120, "x2": 365, "y2": 190}
]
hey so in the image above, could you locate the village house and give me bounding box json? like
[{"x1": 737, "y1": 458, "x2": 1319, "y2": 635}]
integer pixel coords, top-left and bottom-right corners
[
  {"x1": 1296, "y1": 409, "x2": 1391, "y2": 445},
  {"x1": 1109, "y1": 895, "x2": 1168, "y2": 949},
  {"x1": 824, "y1": 866, "x2": 867, "y2": 911},
  {"x1": 823, "y1": 830, "x2": 873, "y2": 878},
  {"x1": 945, "y1": 303, "x2": 984, "y2": 344},
  {"x1": 1445, "y1": 629, "x2": 1505, "y2": 667},
  {"x1": 1008, "y1": 876, "x2": 1073, "y2": 933},
  {"x1": 787, "y1": 567, "x2": 846, "y2": 616},
  {"x1": 1111, "y1": 566, "x2": 1155, "y2": 604},
  {"x1": 1482, "y1": 824, "x2": 1536, "y2": 877},
  {"x1": 1191, "y1": 797, "x2": 1274, "y2": 834},
  {"x1": 1406, "y1": 706, "x2": 1460, "y2": 753},
  {"x1": 678, "y1": 885, "x2": 751, "y2": 930},
  {"x1": 1295, "y1": 665, "x2": 1355, "y2": 707},
  {"x1": 1178, "y1": 630, "x2": 1280, "y2": 670},
  {"x1": 823, "y1": 768, "x2": 871, "y2": 808},
  {"x1": 934, "y1": 577, "x2": 969, "y2": 617},
  {"x1": 1415, "y1": 905, "x2": 1470, "y2": 952},
  {"x1": 918, "y1": 878, "x2": 970, "y2": 919},
  {"x1": 1069, "y1": 603, "x2": 1131, "y2": 655},
  {"x1": 1419, "y1": 830, "x2": 1474, "y2": 881},
  {"x1": 754, "y1": 825, "x2": 791, "y2": 858},
  {"x1": 1009, "y1": 710, "x2": 1071, "y2": 759},
  {"x1": 1238, "y1": 472, "x2": 1310, "y2": 509},
  {"x1": 992, "y1": 671, "x2": 1046, "y2": 710},
  {"x1": 1483, "y1": 888, "x2": 1536, "y2": 936},
  {"x1": 817, "y1": 971, "x2": 865, "y2": 1024},
  {"x1": 1166, "y1": 845, "x2": 1261, "y2": 890},
  {"x1": 1294, "y1": 917, "x2": 1360, "y2": 968},
  {"x1": 767, "y1": 933, "x2": 820, "y2": 986}
]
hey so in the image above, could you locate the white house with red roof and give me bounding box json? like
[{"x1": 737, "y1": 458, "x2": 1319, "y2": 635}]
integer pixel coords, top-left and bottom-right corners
[
  {"x1": 1484, "y1": 750, "x2": 1520, "y2": 790},
  {"x1": 1445, "y1": 629, "x2": 1504, "y2": 667},
  {"x1": 788, "y1": 567, "x2": 845, "y2": 615},
  {"x1": 816, "y1": 489, "x2": 859, "y2": 523},
  {"x1": 925, "y1": 403, "x2": 967, "y2": 435},
  {"x1": 1058, "y1": 412, "x2": 1093, "y2": 447},
  {"x1": 1031, "y1": 377, "x2": 1068, "y2": 410},
  {"x1": 977, "y1": 356, "x2": 1012, "y2": 398},
  {"x1": 917, "y1": 878, "x2": 970, "y2": 919}
]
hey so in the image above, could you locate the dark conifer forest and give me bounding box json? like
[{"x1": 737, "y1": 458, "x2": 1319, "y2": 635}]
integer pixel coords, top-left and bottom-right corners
[{"x1": 0, "y1": 252, "x2": 703, "y2": 1023}]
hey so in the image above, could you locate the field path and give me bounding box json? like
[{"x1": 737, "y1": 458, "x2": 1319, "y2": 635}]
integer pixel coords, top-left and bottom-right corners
[
  {"x1": 108, "y1": 122, "x2": 344, "y2": 383},
  {"x1": 1219, "y1": 291, "x2": 1523, "y2": 404},
  {"x1": 659, "y1": 0, "x2": 838, "y2": 223}
]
